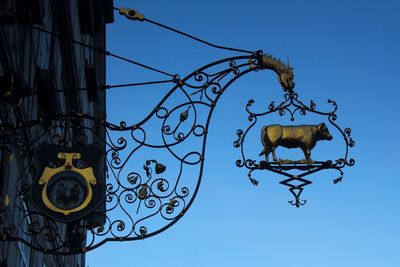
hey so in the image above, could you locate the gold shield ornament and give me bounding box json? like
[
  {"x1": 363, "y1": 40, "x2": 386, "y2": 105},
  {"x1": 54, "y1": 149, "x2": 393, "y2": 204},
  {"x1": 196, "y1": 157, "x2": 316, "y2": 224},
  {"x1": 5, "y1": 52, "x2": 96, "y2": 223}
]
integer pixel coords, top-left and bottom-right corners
[{"x1": 38, "y1": 152, "x2": 97, "y2": 215}]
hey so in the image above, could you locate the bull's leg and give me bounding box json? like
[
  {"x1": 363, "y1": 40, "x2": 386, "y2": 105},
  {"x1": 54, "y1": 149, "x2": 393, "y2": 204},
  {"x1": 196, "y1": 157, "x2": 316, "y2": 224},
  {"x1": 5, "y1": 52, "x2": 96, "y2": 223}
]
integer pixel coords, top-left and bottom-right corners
[
  {"x1": 261, "y1": 146, "x2": 272, "y2": 162},
  {"x1": 259, "y1": 146, "x2": 271, "y2": 162},
  {"x1": 265, "y1": 150, "x2": 270, "y2": 162},
  {"x1": 271, "y1": 148, "x2": 278, "y2": 162},
  {"x1": 302, "y1": 148, "x2": 312, "y2": 164}
]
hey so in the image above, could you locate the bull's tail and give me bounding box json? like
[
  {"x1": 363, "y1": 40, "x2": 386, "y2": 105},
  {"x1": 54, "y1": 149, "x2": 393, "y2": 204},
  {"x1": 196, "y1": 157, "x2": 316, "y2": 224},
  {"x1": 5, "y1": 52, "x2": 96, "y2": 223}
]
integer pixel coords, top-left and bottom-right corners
[{"x1": 259, "y1": 126, "x2": 267, "y2": 157}]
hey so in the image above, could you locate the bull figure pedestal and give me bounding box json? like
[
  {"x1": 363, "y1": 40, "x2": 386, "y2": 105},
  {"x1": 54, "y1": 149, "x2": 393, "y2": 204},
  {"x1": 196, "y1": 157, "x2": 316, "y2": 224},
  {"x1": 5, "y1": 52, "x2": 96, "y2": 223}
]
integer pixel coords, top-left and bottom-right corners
[{"x1": 259, "y1": 123, "x2": 333, "y2": 163}]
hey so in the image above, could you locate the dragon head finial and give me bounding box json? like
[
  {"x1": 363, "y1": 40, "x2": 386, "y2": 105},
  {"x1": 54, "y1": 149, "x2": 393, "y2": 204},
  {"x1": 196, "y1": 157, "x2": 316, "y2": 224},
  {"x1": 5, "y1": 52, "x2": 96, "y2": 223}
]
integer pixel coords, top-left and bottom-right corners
[
  {"x1": 277, "y1": 64, "x2": 295, "y2": 93},
  {"x1": 256, "y1": 53, "x2": 295, "y2": 93}
]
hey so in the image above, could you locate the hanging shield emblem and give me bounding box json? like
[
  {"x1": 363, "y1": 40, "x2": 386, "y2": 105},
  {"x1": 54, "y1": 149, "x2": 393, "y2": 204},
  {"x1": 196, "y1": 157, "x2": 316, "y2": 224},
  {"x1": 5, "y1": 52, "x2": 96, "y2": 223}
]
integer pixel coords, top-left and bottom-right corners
[{"x1": 30, "y1": 143, "x2": 105, "y2": 222}]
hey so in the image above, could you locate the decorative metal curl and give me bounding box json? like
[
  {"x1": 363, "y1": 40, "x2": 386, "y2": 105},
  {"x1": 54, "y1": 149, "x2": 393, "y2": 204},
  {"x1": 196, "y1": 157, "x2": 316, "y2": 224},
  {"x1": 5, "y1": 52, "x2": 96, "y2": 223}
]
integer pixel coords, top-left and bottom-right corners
[{"x1": 0, "y1": 52, "x2": 298, "y2": 254}]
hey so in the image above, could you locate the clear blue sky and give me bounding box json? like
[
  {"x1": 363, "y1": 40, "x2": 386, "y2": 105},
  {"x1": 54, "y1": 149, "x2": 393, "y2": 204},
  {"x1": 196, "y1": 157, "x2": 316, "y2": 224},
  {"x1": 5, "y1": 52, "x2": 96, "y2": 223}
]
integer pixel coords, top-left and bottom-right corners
[{"x1": 87, "y1": 0, "x2": 400, "y2": 266}]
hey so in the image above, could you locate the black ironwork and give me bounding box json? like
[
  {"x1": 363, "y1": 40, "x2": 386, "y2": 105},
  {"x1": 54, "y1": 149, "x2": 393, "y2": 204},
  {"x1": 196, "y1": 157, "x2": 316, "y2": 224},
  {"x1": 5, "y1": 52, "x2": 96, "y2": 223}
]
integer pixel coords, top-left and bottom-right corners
[
  {"x1": 0, "y1": 52, "x2": 305, "y2": 254},
  {"x1": 28, "y1": 24, "x2": 176, "y2": 78},
  {"x1": 0, "y1": 47, "x2": 355, "y2": 254},
  {"x1": 234, "y1": 92, "x2": 355, "y2": 207},
  {"x1": 116, "y1": 7, "x2": 255, "y2": 54},
  {"x1": 0, "y1": 4, "x2": 356, "y2": 256}
]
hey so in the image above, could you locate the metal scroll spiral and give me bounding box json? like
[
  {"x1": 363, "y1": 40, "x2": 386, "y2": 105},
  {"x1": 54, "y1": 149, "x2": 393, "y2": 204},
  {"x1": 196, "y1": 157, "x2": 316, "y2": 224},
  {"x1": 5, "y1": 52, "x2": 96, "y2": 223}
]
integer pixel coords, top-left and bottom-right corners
[
  {"x1": 0, "y1": 55, "x2": 265, "y2": 254},
  {"x1": 234, "y1": 92, "x2": 355, "y2": 207}
]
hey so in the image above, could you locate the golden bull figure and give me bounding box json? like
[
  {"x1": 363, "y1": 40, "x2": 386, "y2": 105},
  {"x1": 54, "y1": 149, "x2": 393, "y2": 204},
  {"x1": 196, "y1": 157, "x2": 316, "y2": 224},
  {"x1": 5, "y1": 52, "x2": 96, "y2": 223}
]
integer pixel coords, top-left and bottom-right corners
[{"x1": 259, "y1": 123, "x2": 333, "y2": 163}]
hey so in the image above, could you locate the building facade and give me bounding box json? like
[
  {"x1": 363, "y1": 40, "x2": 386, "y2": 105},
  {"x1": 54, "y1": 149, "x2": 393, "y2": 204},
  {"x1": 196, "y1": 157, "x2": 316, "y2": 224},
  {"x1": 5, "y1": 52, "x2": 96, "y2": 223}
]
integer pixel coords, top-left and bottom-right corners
[{"x1": 0, "y1": 0, "x2": 113, "y2": 266}]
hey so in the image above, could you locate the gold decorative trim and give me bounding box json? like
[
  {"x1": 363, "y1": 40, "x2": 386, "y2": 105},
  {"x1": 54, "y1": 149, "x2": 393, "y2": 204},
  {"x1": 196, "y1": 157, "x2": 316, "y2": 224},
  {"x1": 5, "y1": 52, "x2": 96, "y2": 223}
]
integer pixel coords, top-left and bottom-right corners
[{"x1": 38, "y1": 152, "x2": 97, "y2": 215}]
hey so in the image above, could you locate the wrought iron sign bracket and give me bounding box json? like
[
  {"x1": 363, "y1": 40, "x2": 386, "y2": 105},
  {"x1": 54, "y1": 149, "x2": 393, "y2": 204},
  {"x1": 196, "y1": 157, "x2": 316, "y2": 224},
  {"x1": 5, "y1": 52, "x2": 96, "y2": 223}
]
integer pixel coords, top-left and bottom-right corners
[{"x1": 0, "y1": 6, "x2": 355, "y2": 255}]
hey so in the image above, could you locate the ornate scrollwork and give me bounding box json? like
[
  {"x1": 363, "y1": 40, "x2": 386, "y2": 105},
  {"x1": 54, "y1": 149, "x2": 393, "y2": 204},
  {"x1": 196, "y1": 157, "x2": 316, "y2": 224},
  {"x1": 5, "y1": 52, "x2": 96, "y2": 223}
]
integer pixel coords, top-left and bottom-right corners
[
  {"x1": 234, "y1": 92, "x2": 355, "y2": 207},
  {"x1": 0, "y1": 53, "x2": 301, "y2": 254},
  {"x1": 0, "y1": 50, "x2": 354, "y2": 253}
]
